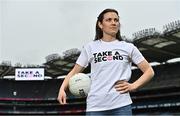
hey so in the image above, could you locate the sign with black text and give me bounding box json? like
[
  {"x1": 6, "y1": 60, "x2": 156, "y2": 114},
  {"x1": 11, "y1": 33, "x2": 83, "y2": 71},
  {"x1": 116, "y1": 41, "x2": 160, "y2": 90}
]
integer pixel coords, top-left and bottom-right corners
[{"x1": 15, "y1": 68, "x2": 44, "y2": 81}]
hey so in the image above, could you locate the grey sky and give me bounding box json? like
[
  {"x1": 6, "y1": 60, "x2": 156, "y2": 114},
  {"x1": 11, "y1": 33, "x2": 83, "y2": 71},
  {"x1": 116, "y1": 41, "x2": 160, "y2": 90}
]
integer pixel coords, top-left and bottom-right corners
[{"x1": 0, "y1": 0, "x2": 180, "y2": 65}]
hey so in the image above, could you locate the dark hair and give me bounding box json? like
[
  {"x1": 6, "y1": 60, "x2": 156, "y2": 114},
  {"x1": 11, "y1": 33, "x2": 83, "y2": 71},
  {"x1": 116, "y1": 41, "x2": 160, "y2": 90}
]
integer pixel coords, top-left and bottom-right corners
[{"x1": 94, "y1": 8, "x2": 122, "y2": 41}]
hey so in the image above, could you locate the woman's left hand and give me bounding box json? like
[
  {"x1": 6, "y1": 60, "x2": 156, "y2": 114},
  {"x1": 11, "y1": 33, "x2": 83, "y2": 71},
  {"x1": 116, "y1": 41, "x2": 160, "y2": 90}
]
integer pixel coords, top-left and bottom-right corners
[{"x1": 114, "y1": 80, "x2": 136, "y2": 93}]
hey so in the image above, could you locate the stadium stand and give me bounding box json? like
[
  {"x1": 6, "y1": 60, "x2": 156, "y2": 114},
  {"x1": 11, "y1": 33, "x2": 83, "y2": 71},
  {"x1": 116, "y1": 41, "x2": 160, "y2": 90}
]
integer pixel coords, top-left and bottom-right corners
[{"x1": 0, "y1": 20, "x2": 180, "y2": 115}]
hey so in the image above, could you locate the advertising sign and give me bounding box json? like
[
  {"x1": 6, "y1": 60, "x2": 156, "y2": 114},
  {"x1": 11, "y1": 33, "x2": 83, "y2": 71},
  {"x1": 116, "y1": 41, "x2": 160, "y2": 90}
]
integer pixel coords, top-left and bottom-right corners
[{"x1": 15, "y1": 68, "x2": 44, "y2": 81}]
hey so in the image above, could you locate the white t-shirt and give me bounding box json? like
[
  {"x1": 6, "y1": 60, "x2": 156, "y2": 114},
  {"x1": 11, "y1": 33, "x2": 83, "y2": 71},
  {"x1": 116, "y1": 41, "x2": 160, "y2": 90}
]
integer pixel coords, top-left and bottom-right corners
[{"x1": 76, "y1": 39, "x2": 144, "y2": 111}]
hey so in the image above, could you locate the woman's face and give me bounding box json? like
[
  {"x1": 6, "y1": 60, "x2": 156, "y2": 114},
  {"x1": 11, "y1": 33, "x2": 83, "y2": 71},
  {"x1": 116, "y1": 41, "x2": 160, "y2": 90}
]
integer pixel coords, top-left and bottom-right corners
[{"x1": 98, "y1": 12, "x2": 120, "y2": 38}]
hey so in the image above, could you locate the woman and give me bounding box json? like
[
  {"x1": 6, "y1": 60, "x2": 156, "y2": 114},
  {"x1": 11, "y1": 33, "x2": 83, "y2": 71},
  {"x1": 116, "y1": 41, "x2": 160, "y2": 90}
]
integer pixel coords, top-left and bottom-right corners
[{"x1": 57, "y1": 8, "x2": 154, "y2": 115}]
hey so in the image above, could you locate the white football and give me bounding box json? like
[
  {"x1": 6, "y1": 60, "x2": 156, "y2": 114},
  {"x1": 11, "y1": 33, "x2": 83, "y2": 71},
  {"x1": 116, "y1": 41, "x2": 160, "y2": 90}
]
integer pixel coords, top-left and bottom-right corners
[{"x1": 69, "y1": 73, "x2": 91, "y2": 97}]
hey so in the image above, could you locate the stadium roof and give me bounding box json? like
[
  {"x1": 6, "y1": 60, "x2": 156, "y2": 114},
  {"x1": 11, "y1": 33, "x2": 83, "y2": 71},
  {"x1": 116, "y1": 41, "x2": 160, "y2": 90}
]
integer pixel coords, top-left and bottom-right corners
[
  {"x1": 133, "y1": 27, "x2": 180, "y2": 63},
  {"x1": 44, "y1": 52, "x2": 90, "y2": 78},
  {"x1": 0, "y1": 20, "x2": 180, "y2": 79}
]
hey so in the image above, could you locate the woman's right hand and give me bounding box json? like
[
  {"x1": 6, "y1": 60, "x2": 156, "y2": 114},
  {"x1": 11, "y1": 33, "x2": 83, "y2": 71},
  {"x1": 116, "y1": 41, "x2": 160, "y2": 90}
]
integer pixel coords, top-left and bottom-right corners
[
  {"x1": 57, "y1": 64, "x2": 85, "y2": 105},
  {"x1": 57, "y1": 89, "x2": 67, "y2": 105}
]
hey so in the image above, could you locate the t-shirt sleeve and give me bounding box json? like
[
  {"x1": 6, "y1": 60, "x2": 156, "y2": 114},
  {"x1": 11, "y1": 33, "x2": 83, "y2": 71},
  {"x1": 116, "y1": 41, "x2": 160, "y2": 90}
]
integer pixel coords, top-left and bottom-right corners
[
  {"x1": 131, "y1": 44, "x2": 145, "y2": 65},
  {"x1": 76, "y1": 46, "x2": 89, "y2": 68}
]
